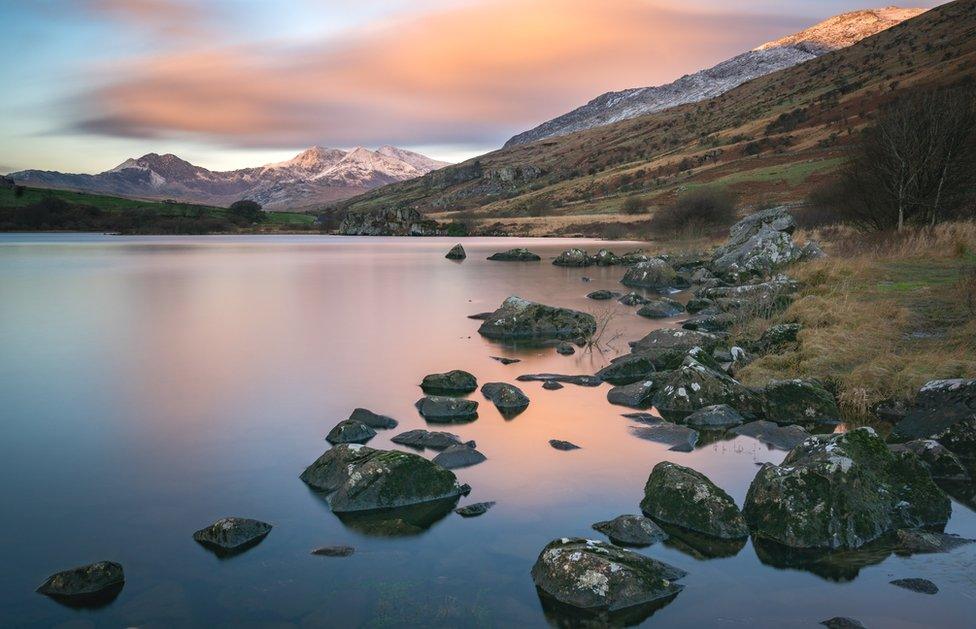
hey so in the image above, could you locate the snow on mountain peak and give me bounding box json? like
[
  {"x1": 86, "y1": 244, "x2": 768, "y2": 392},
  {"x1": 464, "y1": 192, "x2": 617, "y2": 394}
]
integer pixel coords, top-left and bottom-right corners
[{"x1": 757, "y1": 7, "x2": 925, "y2": 54}]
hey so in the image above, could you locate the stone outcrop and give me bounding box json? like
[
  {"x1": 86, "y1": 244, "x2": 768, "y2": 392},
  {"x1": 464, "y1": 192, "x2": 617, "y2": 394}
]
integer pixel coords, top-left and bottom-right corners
[
  {"x1": 620, "y1": 259, "x2": 677, "y2": 291},
  {"x1": 478, "y1": 296, "x2": 596, "y2": 341},
  {"x1": 889, "y1": 379, "x2": 976, "y2": 463},
  {"x1": 339, "y1": 207, "x2": 444, "y2": 236}
]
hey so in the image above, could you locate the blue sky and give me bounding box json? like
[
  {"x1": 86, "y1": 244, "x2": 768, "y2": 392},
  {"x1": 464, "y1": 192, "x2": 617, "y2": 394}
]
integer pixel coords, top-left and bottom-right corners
[{"x1": 0, "y1": 1, "x2": 943, "y2": 174}]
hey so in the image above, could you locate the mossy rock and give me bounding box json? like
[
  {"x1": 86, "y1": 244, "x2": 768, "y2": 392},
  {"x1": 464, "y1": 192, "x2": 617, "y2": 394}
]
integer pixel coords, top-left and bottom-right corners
[
  {"x1": 640, "y1": 461, "x2": 748, "y2": 539},
  {"x1": 329, "y1": 448, "x2": 466, "y2": 512},
  {"x1": 620, "y1": 259, "x2": 676, "y2": 291},
  {"x1": 761, "y1": 379, "x2": 841, "y2": 425},
  {"x1": 300, "y1": 444, "x2": 378, "y2": 492},
  {"x1": 478, "y1": 296, "x2": 597, "y2": 341},
  {"x1": 420, "y1": 369, "x2": 477, "y2": 394},
  {"x1": 652, "y1": 356, "x2": 763, "y2": 421},
  {"x1": 553, "y1": 248, "x2": 591, "y2": 267}
]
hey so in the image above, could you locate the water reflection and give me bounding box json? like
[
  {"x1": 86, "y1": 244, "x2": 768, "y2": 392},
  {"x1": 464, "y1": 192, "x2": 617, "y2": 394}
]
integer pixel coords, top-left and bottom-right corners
[
  {"x1": 333, "y1": 498, "x2": 460, "y2": 537},
  {"x1": 658, "y1": 523, "x2": 747, "y2": 560},
  {"x1": 536, "y1": 589, "x2": 681, "y2": 628}
]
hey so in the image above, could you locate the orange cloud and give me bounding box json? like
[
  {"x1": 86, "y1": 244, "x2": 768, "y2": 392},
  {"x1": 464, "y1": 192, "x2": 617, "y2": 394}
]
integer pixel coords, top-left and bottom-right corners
[{"x1": 75, "y1": 0, "x2": 800, "y2": 147}]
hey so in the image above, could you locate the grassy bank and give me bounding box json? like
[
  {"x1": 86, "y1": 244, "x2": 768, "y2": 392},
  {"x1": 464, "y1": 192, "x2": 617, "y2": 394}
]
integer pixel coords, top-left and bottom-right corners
[{"x1": 736, "y1": 221, "x2": 976, "y2": 415}]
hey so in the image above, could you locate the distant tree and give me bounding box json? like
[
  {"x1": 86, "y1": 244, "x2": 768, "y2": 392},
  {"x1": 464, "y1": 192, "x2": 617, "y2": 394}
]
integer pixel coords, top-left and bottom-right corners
[
  {"x1": 228, "y1": 199, "x2": 266, "y2": 223},
  {"x1": 14, "y1": 185, "x2": 25, "y2": 198}
]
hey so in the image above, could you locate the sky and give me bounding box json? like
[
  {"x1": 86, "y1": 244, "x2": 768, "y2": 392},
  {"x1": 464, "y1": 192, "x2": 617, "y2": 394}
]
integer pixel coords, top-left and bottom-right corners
[{"x1": 0, "y1": 0, "x2": 944, "y2": 174}]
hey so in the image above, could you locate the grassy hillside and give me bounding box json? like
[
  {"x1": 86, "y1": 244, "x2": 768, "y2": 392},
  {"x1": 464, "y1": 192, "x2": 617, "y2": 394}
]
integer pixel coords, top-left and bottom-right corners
[{"x1": 334, "y1": 0, "x2": 976, "y2": 236}]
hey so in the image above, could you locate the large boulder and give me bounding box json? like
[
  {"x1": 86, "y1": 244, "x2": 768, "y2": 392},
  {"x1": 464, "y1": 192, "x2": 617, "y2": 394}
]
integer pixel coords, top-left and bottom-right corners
[
  {"x1": 889, "y1": 379, "x2": 976, "y2": 462},
  {"x1": 629, "y1": 328, "x2": 722, "y2": 355},
  {"x1": 530, "y1": 538, "x2": 686, "y2": 612},
  {"x1": 193, "y1": 517, "x2": 272, "y2": 553},
  {"x1": 390, "y1": 429, "x2": 467, "y2": 451},
  {"x1": 761, "y1": 379, "x2": 842, "y2": 425},
  {"x1": 620, "y1": 259, "x2": 676, "y2": 291},
  {"x1": 607, "y1": 379, "x2": 659, "y2": 409},
  {"x1": 36, "y1": 561, "x2": 124, "y2": 603},
  {"x1": 326, "y1": 419, "x2": 376, "y2": 444},
  {"x1": 445, "y1": 243, "x2": 466, "y2": 260},
  {"x1": 421, "y1": 369, "x2": 477, "y2": 394},
  {"x1": 593, "y1": 249, "x2": 620, "y2": 266},
  {"x1": 710, "y1": 207, "x2": 816, "y2": 278},
  {"x1": 888, "y1": 439, "x2": 971, "y2": 481},
  {"x1": 415, "y1": 395, "x2": 479, "y2": 422},
  {"x1": 652, "y1": 356, "x2": 763, "y2": 421},
  {"x1": 592, "y1": 515, "x2": 667, "y2": 547},
  {"x1": 744, "y1": 428, "x2": 951, "y2": 550},
  {"x1": 553, "y1": 248, "x2": 591, "y2": 267},
  {"x1": 328, "y1": 448, "x2": 468, "y2": 512},
  {"x1": 487, "y1": 248, "x2": 541, "y2": 261},
  {"x1": 640, "y1": 462, "x2": 748, "y2": 539},
  {"x1": 596, "y1": 353, "x2": 657, "y2": 385},
  {"x1": 481, "y1": 382, "x2": 530, "y2": 415},
  {"x1": 637, "y1": 298, "x2": 685, "y2": 319},
  {"x1": 478, "y1": 296, "x2": 596, "y2": 341},
  {"x1": 301, "y1": 444, "x2": 379, "y2": 491}
]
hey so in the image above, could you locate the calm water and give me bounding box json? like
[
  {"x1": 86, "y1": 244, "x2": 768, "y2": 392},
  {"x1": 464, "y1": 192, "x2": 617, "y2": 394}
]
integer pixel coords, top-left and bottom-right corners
[{"x1": 0, "y1": 233, "x2": 973, "y2": 628}]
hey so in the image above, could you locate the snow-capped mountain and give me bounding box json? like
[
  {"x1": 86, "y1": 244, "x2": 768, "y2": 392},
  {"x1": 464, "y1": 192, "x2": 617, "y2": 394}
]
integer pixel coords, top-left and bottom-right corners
[
  {"x1": 10, "y1": 147, "x2": 449, "y2": 210},
  {"x1": 504, "y1": 7, "x2": 924, "y2": 147}
]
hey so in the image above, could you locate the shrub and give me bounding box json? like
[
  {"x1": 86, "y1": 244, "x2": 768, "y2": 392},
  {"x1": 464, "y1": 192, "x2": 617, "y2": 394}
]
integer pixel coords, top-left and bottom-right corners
[
  {"x1": 621, "y1": 195, "x2": 647, "y2": 215},
  {"x1": 228, "y1": 199, "x2": 266, "y2": 223},
  {"x1": 649, "y1": 187, "x2": 738, "y2": 238}
]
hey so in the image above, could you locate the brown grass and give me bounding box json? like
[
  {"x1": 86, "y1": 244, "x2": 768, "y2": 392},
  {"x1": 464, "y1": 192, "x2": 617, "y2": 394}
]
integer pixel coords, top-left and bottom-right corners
[{"x1": 737, "y1": 221, "x2": 976, "y2": 416}]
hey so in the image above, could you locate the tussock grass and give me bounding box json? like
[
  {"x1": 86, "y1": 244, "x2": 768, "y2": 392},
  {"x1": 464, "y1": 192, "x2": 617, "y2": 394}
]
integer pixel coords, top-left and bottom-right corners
[{"x1": 737, "y1": 221, "x2": 976, "y2": 416}]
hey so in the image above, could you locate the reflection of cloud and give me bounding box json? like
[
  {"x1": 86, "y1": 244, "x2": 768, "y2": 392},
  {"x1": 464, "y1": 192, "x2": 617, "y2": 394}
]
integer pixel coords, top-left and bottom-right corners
[{"x1": 73, "y1": 0, "x2": 798, "y2": 148}]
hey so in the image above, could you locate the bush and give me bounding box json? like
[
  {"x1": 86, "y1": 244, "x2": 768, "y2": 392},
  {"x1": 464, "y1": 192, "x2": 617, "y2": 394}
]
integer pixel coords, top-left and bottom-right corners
[
  {"x1": 228, "y1": 199, "x2": 266, "y2": 223},
  {"x1": 621, "y1": 195, "x2": 647, "y2": 215},
  {"x1": 649, "y1": 187, "x2": 738, "y2": 238}
]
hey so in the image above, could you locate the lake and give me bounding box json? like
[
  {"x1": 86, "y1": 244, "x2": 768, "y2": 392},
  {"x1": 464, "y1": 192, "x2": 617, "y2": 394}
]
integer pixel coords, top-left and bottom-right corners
[{"x1": 0, "y1": 233, "x2": 973, "y2": 628}]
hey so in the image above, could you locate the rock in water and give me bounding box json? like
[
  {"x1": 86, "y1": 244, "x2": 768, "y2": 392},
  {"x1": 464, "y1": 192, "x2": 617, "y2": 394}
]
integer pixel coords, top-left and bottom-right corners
[
  {"x1": 821, "y1": 618, "x2": 866, "y2": 629},
  {"x1": 390, "y1": 429, "x2": 466, "y2": 450},
  {"x1": 652, "y1": 355, "x2": 763, "y2": 421},
  {"x1": 348, "y1": 408, "x2": 398, "y2": 429},
  {"x1": 415, "y1": 395, "x2": 479, "y2": 422},
  {"x1": 445, "y1": 243, "x2": 466, "y2": 260},
  {"x1": 894, "y1": 528, "x2": 975, "y2": 554},
  {"x1": 761, "y1": 379, "x2": 841, "y2": 425},
  {"x1": 549, "y1": 439, "x2": 580, "y2": 450},
  {"x1": 490, "y1": 356, "x2": 521, "y2": 365},
  {"x1": 487, "y1": 248, "x2": 541, "y2": 261},
  {"x1": 542, "y1": 380, "x2": 563, "y2": 390},
  {"x1": 36, "y1": 561, "x2": 124, "y2": 604},
  {"x1": 730, "y1": 420, "x2": 810, "y2": 450},
  {"x1": 326, "y1": 419, "x2": 377, "y2": 444},
  {"x1": 193, "y1": 517, "x2": 272, "y2": 554},
  {"x1": 593, "y1": 249, "x2": 620, "y2": 266},
  {"x1": 637, "y1": 298, "x2": 685, "y2": 319},
  {"x1": 592, "y1": 515, "x2": 667, "y2": 547},
  {"x1": 607, "y1": 380, "x2": 658, "y2": 409},
  {"x1": 629, "y1": 423, "x2": 699, "y2": 452},
  {"x1": 311, "y1": 545, "x2": 355, "y2": 557},
  {"x1": 518, "y1": 373, "x2": 602, "y2": 387},
  {"x1": 555, "y1": 341, "x2": 576, "y2": 356},
  {"x1": 530, "y1": 538, "x2": 686, "y2": 612},
  {"x1": 587, "y1": 289, "x2": 618, "y2": 300},
  {"x1": 618, "y1": 292, "x2": 650, "y2": 306},
  {"x1": 890, "y1": 578, "x2": 938, "y2": 595},
  {"x1": 339, "y1": 207, "x2": 444, "y2": 236},
  {"x1": 432, "y1": 444, "x2": 487, "y2": 469},
  {"x1": 478, "y1": 296, "x2": 596, "y2": 341},
  {"x1": 301, "y1": 444, "x2": 378, "y2": 491},
  {"x1": 481, "y1": 382, "x2": 530, "y2": 415},
  {"x1": 553, "y1": 248, "x2": 592, "y2": 267},
  {"x1": 456, "y1": 501, "x2": 496, "y2": 517},
  {"x1": 420, "y1": 369, "x2": 477, "y2": 394},
  {"x1": 889, "y1": 379, "x2": 976, "y2": 463},
  {"x1": 328, "y1": 448, "x2": 467, "y2": 512},
  {"x1": 620, "y1": 259, "x2": 677, "y2": 291},
  {"x1": 744, "y1": 428, "x2": 950, "y2": 550},
  {"x1": 683, "y1": 404, "x2": 744, "y2": 429},
  {"x1": 888, "y1": 439, "x2": 970, "y2": 481},
  {"x1": 629, "y1": 328, "x2": 722, "y2": 355},
  {"x1": 596, "y1": 353, "x2": 658, "y2": 385},
  {"x1": 640, "y1": 462, "x2": 748, "y2": 539}
]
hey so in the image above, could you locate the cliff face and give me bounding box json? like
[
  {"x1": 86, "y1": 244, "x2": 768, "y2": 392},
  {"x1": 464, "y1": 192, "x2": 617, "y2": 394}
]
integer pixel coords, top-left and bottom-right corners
[{"x1": 337, "y1": 207, "x2": 445, "y2": 236}]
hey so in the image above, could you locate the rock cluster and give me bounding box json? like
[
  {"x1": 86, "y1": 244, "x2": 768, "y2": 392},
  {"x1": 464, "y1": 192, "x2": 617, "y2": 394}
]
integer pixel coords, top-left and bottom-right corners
[{"x1": 478, "y1": 296, "x2": 596, "y2": 341}]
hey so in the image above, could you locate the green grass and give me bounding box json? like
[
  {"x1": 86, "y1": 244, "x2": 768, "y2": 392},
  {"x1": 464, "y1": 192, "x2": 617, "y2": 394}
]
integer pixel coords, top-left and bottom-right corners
[{"x1": 695, "y1": 157, "x2": 846, "y2": 189}]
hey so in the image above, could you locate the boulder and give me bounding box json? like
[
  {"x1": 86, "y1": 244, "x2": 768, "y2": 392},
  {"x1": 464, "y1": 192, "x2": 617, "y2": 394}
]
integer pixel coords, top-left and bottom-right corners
[
  {"x1": 619, "y1": 250, "x2": 650, "y2": 266},
  {"x1": 587, "y1": 289, "x2": 619, "y2": 300},
  {"x1": 543, "y1": 380, "x2": 564, "y2": 390},
  {"x1": 710, "y1": 207, "x2": 810, "y2": 277},
  {"x1": 549, "y1": 439, "x2": 580, "y2": 450},
  {"x1": 890, "y1": 578, "x2": 938, "y2": 595},
  {"x1": 620, "y1": 259, "x2": 676, "y2": 291},
  {"x1": 481, "y1": 382, "x2": 530, "y2": 414},
  {"x1": 596, "y1": 353, "x2": 657, "y2": 385},
  {"x1": 888, "y1": 439, "x2": 970, "y2": 481},
  {"x1": 744, "y1": 428, "x2": 951, "y2": 550},
  {"x1": 637, "y1": 298, "x2": 685, "y2": 319},
  {"x1": 629, "y1": 423, "x2": 699, "y2": 452},
  {"x1": 445, "y1": 243, "x2": 466, "y2": 260},
  {"x1": 747, "y1": 323, "x2": 801, "y2": 355},
  {"x1": 629, "y1": 328, "x2": 722, "y2": 355},
  {"x1": 193, "y1": 517, "x2": 272, "y2": 553},
  {"x1": 553, "y1": 248, "x2": 591, "y2": 267},
  {"x1": 328, "y1": 448, "x2": 468, "y2": 512},
  {"x1": 889, "y1": 379, "x2": 976, "y2": 462},
  {"x1": 390, "y1": 429, "x2": 467, "y2": 451},
  {"x1": 761, "y1": 379, "x2": 842, "y2": 425},
  {"x1": 690, "y1": 268, "x2": 717, "y2": 284},
  {"x1": 699, "y1": 275, "x2": 796, "y2": 300},
  {"x1": 593, "y1": 249, "x2": 620, "y2": 266},
  {"x1": 821, "y1": 618, "x2": 866, "y2": 629},
  {"x1": 36, "y1": 561, "x2": 124, "y2": 603},
  {"x1": 415, "y1": 396, "x2": 479, "y2": 422},
  {"x1": 517, "y1": 373, "x2": 602, "y2": 387},
  {"x1": 312, "y1": 545, "x2": 355, "y2": 557},
  {"x1": 301, "y1": 444, "x2": 378, "y2": 491},
  {"x1": 432, "y1": 444, "x2": 487, "y2": 469},
  {"x1": 487, "y1": 248, "x2": 541, "y2": 261},
  {"x1": 640, "y1": 462, "x2": 749, "y2": 539},
  {"x1": 478, "y1": 296, "x2": 597, "y2": 341},
  {"x1": 652, "y1": 356, "x2": 763, "y2": 421},
  {"x1": 530, "y1": 537, "x2": 686, "y2": 612},
  {"x1": 326, "y1": 419, "x2": 377, "y2": 444},
  {"x1": 592, "y1": 515, "x2": 667, "y2": 547},
  {"x1": 894, "y1": 528, "x2": 975, "y2": 554},
  {"x1": 348, "y1": 408, "x2": 398, "y2": 429},
  {"x1": 683, "y1": 404, "x2": 744, "y2": 429},
  {"x1": 607, "y1": 380, "x2": 659, "y2": 409},
  {"x1": 685, "y1": 297, "x2": 715, "y2": 314},
  {"x1": 730, "y1": 420, "x2": 810, "y2": 451},
  {"x1": 456, "y1": 501, "x2": 496, "y2": 517},
  {"x1": 618, "y1": 292, "x2": 650, "y2": 306},
  {"x1": 681, "y1": 312, "x2": 737, "y2": 333},
  {"x1": 556, "y1": 341, "x2": 576, "y2": 356},
  {"x1": 420, "y1": 369, "x2": 477, "y2": 394}
]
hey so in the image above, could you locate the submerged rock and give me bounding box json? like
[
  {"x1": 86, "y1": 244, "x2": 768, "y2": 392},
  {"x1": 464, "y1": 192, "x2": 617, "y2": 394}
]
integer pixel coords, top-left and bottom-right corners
[
  {"x1": 390, "y1": 429, "x2": 466, "y2": 451},
  {"x1": 517, "y1": 373, "x2": 602, "y2": 387},
  {"x1": 620, "y1": 259, "x2": 677, "y2": 291},
  {"x1": 607, "y1": 380, "x2": 659, "y2": 409},
  {"x1": 420, "y1": 369, "x2": 477, "y2": 394},
  {"x1": 478, "y1": 296, "x2": 597, "y2": 341},
  {"x1": 432, "y1": 444, "x2": 486, "y2": 469},
  {"x1": 894, "y1": 528, "x2": 975, "y2": 554},
  {"x1": 549, "y1": 439, "x2": 580, "y2": 451},
  {"x1": 587, "y1": 289, "x2": 618, "y2": 300},
  {"x1": 629, "y1": 423, "x2": 699, "y2": 452},
  {"x1": 555, "y1": 341, "x2": 576, "y2": 356},
  {"x1": 36, "y1": 561, "x2": 124, "y2": 604},
  {"x1": 592, "y1": 515, "x2": 667, "y2": 547},
  {"x1": 348, "y1": 408, "x2": 398, "y2": 429},
  {"x1": 888, "y1": 439, "x2": 971, "y2": 481},
  {"x1": 761, "y1": 379, "x2": 841, "y2": 425},
  {"x1": 890, "y1": 578, "x2": 938, "y2": 595},
  {"x1": 530, "y1": 537, "x2": 686, "y2": 612},
  {"x1": 326, "y1": 419, "x2": 377, "y2": 445},
  {"x1": 821, "y1": 617, "x2": 866, "y2": 629},
  {"x1": 553, "y1": 248, "x2": 591, "y2": 267},
  {"x1": 652, "y1": 356, "x2": 762, "y2": 421},
  {"x1": 445, "y1": 243, "x2": 466, "y2": 260},
  {"x1": 744, "y1": 428, "x2": 951, "y2": 550},
  {"x1": 490, "y1": 356, "x2": 521, "y2": 365},
  {"x1": 456, "y1": 501, "x2": 496, "y2": 517},
  {"x1": 481, "y1": 381, "x2": 530, "y2": 414},
  {"x1": 487, "y1": 248, "x2": 541, "y2": 261},
  {"x1": 889, "y1": 379, "x2": 976, "y2": 463},
  {"x1": 415, "y1": 395, "x2": 479, "y2": 422},
  {"x1": 328, "y1": 448, "x2": 467, "y2": 512},
  {"x1": 637, "y1": 298, "x2": 685, "y2": 319},
  {"x1": 641, "y1": 462, "x2": 748, "y2": 539},
  {"x1": 193, "y1": 517, "x2": 272, "y2": 554},
  {"x1": 311, "y1": 545, "x2": 355, "y2": 557},
  {"x1": 683, "y1": 404, "x2": 744, "y2": 429},
  {"x1": 730, "y1": 420, "x2": 810, "y2": 451}
]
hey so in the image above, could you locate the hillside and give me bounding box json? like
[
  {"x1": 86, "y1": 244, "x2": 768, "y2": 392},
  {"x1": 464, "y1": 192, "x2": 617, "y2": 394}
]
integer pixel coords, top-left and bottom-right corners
[{"x1": 334, "y1": 0, "x2": 976, "y2": 237}]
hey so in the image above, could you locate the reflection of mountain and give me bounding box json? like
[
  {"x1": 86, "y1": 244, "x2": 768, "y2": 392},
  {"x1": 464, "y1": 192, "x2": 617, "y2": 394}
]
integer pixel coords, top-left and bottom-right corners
[{"x1": 333, "y1": 497, "x2": 459, "y2": 537}]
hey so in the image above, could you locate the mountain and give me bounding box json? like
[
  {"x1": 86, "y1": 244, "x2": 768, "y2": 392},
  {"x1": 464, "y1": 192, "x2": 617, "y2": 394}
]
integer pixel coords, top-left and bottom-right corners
[
  {"x1": 10, "y1": 147, "x2": 449, "y2": 211},
  {"x1": 335, "y1": 0, "x2": 974, "y2": 236},
  {"x1": 503, "y1": 7, "x2": 924, "y2": 148}
]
